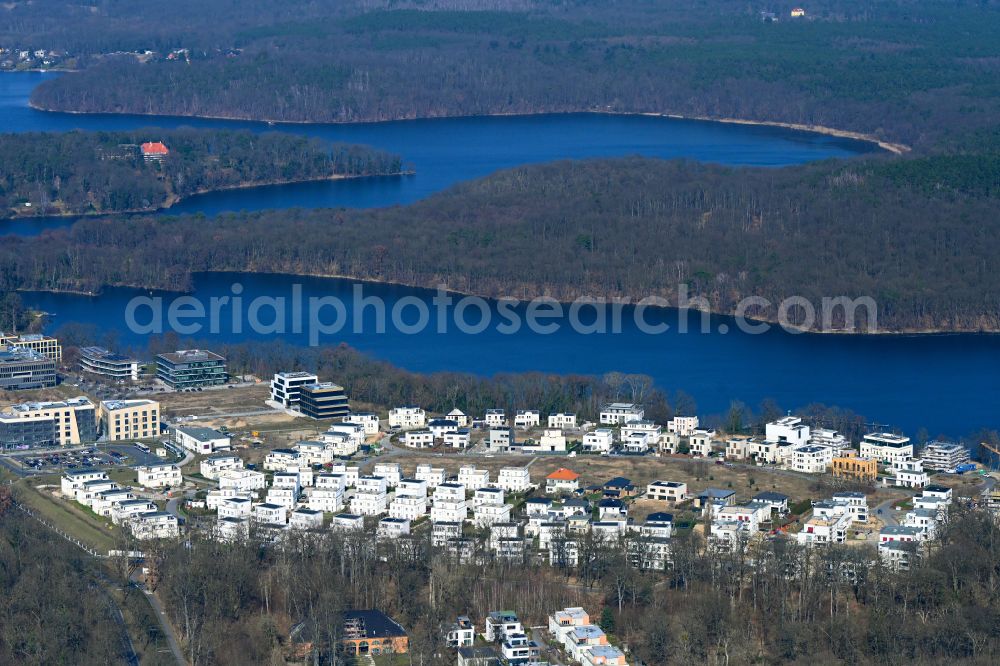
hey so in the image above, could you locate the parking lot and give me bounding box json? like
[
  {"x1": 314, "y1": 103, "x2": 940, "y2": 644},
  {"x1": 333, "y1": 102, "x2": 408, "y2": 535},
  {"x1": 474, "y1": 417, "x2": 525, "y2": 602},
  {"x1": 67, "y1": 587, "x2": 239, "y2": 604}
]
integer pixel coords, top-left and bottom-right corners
[{"x1": 4, "y1": 443, "x2": 168, "y2": 476}]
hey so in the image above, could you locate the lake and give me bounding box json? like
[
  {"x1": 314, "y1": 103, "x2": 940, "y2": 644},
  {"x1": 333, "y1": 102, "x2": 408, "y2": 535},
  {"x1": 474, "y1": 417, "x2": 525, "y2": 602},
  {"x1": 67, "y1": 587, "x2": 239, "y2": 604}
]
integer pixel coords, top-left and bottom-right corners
[{"x1": 4, "y1": 72, "x2": 998, "y2": 438}]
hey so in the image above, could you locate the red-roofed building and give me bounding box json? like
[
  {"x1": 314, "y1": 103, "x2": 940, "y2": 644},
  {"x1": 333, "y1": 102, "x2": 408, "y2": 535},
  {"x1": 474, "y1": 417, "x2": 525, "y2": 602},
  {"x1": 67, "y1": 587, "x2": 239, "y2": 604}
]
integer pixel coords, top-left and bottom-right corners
[
  {"x1": 141, "y1": 141, "x2": 169, "y2": 161},
  {"x1": 546, "y1": 468, "x2": 581, "y2": 494}
]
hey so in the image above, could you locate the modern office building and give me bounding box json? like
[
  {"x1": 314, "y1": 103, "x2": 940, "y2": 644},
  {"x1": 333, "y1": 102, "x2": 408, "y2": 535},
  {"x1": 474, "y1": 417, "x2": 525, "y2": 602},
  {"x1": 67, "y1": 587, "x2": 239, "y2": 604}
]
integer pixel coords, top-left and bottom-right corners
[
  {"x1": 79, "y1": 346, "x2": 141, "y2": 381},
  {"x1": 269, "y1": 371, "x2": 319, "y2": 409},
  {"x1": 920, "y1": 441, "x2": 971, "y2": 472},
  {"x1": 298, "y1": 382, "x2": 350, "y2": 419},
  {"x1": 0, "y1": 397, "x2": 97, "y2": 449},
  {"x1": 155, "y1": 349, "x2": 227, "y2": 389},
  {"x1": 0, "y1": 346, "x2": 57, "y2": 390},
  {"x1": 100, "y1": 399, "x2": 160, "y2": 441},
  {"x1": 0, "y1": 333, "x2": 62, "y2": 361}
]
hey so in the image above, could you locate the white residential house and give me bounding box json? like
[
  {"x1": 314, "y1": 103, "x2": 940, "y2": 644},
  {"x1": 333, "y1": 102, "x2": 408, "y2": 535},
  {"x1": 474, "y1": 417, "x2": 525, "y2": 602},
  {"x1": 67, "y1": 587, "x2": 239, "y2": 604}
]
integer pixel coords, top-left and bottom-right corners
[
  {"x1": 266, "y1": 487, "x2": 298, "y2": 511},
  {"x1": 668, "y1": 415, "x2": 700, "y2": 437},
  {"x1": 306, "y1": 486, "x2": 345, "y2": 513},
  {"x1": 200, "y1": 454, "x2": 243, "y2": 480},
  {"x1": 415, "y1": 464, "x2": 446, "y2": 489},
  {"x1": 646, "y1": 480, "x2": 687, "y2": 502},
  {"x1": 92, "y1": 489, "x2": 135, "y2": 517},
  {"x1": 879, "y1": 525, "x2": 924, "y2": 544},
  {"x1": 403, "y1": 429, "x2": 435, "y2": 449},
  {"x1": 599, "y1": 403, "x2": 643, "y2": 425},
  {"x1": 318, "y1": 432, "x2": 357, "y2": 458},
  {"x1": 514, "y1": 410, "x2": 541, "y2": 429},
  {"x1": 443, "y1": 429, "x2": 472, "y2": 449},
  {"x1": 484, "y1": 409, "x2": 507, "y2": 427},
  {"x1": 473, "y1": 486, "x2": 505, "y2": 507},
  {"x1": 496, "y1": 467, "x2": 532, "y2": 493},
  {"x1": 689, "y1": 429, "x2": 716, "y2": 457},
  {"x1": 377, "y1": 517, "x2": 411, "y2": 539},
  {"x1": 431, "y1": 483, "x2": 468, "y2": 523},
  {"x1": 331, "y1": 513, "x2": 365, "y2": 531},
  {"x1": 343, "y1": 411, "x2": 380, "y2": 435},
  {"x1": 860, "y1": 432, "x2": 913, "y2": 464},
  {"x1": 388, "y1": 406, "x2": 426, "y2": 430},
  {"x1": 582, "y1": 428, "x2": 614, "y2": 454},
  {"x1": 428, "y1": 419, "x2": 460, "y2": 439},
  {"x1": 218, "y1": 469, "x2": 267, "y2": 492},
  {"x1": 889, "y1": 458, "x2": 929, "y2": 488},
  {"x1": 791, "y1": 445, "x2": 834, "y2": 473},
  {"x1": 218, "y1": 497, "x2": 253, "y2": 520},
  {"x1": 766, "y1": 416, "x2": 811, "y2": 447},
  {"x1": 206, "y1": 488, "x2": 253, "y2": 510},
  {"x1": 832, "y1": 492, "x2": 869, "y2": 522},
  {"x1": 75, "y1": 479, "x2": 119, "y2": 506},
  {"x1": 372, "y1": 463, "x2": 402, "y2": 487},
  {"x1": 111, "y1": 499, "x2": 157, "y2": 524},
  {"x1": 253, "y1": 503, "x2": 287, "y2": 525},
  {"x1": 810, "y1": 428, "x2": 851, "y2": 452},
  {"x1": 548, "y1": 412, "x2": 577, "y2": 429},
  {"x1": 446, "y1": 617, "x2": 476, "y2": 649},
  {"x1": 525, "y1": 429, "x2": 566, "y2": 453},
  {"x1": 136, "y1": 463, "x2": 182, "y2": 489},
  {"x1": 128, "y1": 512, "x2": 179, "y2": 540},
  {"x1": 389, "y1": 494, "x2": 426, "y2": 521},
  {"x1": 273, "y1": 471, "x2": 302, "y2": 494},
  {"x1": 325, "y1": 422, "x2": 366, "y2": 448},
  {"x1": 264, "y1": 448, "x2": 300, "y2": 471},
  {"x1": 328, "y1": 463, "x2": 359, "y2": 487},
  {"x1": 174, "y1": 426, "x2": 231, "y2": 454},
  {"x1": 458, "y1": 466, "x2": 490, "y2": 489},
  {"x1": 621, "y1": 430, "x2": 654, "y2": 454},
  {"x1": 797, "y1": 501, "x2": 852, "y2": 545},
  {"x1": 397, "y1": 477, "x2": 429, "y2": 497},
  {"x1": 474, "y1": 502, "x2": 513, "y2": 527},
  {"x1": 215, "y1": 517, "x2": 249, "y2": 542},
  {"x1": 61, "y1": 469, "x2": 109, "y2": 496},
  {"x1": 289, "y1": 508, "x2": 324, "y2": 530}
]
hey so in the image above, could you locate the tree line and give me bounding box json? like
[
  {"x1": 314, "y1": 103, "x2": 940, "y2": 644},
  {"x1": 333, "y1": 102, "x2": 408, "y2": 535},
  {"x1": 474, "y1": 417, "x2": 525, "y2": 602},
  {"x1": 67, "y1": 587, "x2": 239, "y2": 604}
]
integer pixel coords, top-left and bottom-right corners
[
  {"x1": 20, "y1": 1, "x2": 1000, "y2": 149},
  {"x1": 0, "y1": 129, "x2": 402, "y2": 218}
]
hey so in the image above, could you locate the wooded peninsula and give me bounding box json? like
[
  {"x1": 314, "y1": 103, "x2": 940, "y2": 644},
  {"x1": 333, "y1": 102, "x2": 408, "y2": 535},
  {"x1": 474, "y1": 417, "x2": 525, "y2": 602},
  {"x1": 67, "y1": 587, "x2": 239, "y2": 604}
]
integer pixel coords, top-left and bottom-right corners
[
  {"x1": 0, "y1": 129, "x2": 403, "y2": 218},
  {"x1": 4, "y1": 141, "x2": 999, "y2": 333}
]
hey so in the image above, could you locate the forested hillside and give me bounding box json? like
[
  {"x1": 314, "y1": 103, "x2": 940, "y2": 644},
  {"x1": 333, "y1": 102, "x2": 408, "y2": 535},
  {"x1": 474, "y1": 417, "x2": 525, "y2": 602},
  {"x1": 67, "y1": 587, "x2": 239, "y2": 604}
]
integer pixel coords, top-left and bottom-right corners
[
  {"x1": 4, "y1": 149, "x2": 999, "y2": 332},
  {"x1": 0, "y1": 129, "x2": 402, "y2": 217},
  {"x1": 15, "y1": 0, "x2": 1000, "y2": 147}
]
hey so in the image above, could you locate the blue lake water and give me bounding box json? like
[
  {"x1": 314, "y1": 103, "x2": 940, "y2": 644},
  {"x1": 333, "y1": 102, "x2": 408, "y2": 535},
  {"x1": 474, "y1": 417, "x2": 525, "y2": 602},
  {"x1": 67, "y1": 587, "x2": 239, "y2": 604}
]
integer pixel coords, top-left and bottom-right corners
[{"x1": 3, "y1": 72, "x2": 998, "y2": 437}]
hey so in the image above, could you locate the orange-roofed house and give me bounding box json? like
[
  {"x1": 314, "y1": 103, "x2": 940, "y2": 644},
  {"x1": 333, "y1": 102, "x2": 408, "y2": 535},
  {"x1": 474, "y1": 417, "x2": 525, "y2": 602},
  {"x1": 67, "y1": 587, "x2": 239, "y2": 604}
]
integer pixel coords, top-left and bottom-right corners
[
  {"x1": 546, "y1": 468, "x2": 581, "y2": 494},
  {"x1": 141, "y1": 141, "x2": 169, "y2": 161}
]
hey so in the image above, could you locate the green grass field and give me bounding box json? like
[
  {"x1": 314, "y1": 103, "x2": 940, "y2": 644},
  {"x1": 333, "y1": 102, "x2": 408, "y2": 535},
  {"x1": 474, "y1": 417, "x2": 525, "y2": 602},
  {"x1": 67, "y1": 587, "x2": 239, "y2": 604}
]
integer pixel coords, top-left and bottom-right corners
[{"x1": 16, "y1": 482, "x2": 118, "y2": 553}]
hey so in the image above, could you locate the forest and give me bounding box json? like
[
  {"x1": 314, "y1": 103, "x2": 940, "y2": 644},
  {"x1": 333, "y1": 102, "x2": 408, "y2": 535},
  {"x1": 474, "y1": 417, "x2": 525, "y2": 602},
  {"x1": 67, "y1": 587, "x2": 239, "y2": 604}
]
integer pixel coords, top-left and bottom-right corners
[
  {"x1": 4, "y1": 146, "x2": 999, "y2": 333},
  {"x1": 117, "y1": 498, "x2": 1000, "y2": 665},
  {"x1": 0, "y1": 129, "x2": 403, "y2": 217},
  {"x1": 14, "y1": 0, "x2": 1000, "y2": 149},
  {"x1": 0, "y1": 491, "x2": 131, "y2": 665}
]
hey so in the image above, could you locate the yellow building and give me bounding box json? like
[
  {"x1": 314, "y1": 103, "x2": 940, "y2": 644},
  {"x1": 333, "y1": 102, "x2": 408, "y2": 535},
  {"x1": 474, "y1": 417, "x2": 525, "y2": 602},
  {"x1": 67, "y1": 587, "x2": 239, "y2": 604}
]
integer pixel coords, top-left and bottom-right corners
[
  {"x1": 100, "y1": 399, "x2": 160, "y2": 441},
  {"x1": 832, "y1": 451, "x2": 878, "y2": 482},
  {"x1": 0, "y1": 333, "x2": 62, "y2": 362}
]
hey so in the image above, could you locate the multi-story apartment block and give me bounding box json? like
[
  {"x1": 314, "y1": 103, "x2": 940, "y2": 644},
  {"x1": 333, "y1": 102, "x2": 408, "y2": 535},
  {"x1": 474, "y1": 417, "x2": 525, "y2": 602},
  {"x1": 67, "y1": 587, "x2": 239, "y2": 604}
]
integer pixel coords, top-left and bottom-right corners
[
  {"x1": 136, "y1": 463, "x2": 182, "y2": 489},
  {"x1": 100, "y1": 399, "x2": 159, "y2": 440},
  {"x1": 0, "y1": 397, "x2": 97, "y2": 448},
  {"x1": 599, "y1": 403, "x2": 644, "y2": 425},
  {"x1": 388, "y1": 406, "x2": 426, "y2": 430},
  {"x1": 269, "y1": 371, "x2": 318, "y2": 409}
]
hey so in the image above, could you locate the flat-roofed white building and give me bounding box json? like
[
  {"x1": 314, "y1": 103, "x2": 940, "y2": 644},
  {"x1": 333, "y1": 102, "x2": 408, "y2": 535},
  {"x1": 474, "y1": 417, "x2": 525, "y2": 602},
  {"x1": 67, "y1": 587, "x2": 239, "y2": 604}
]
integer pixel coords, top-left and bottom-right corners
[
  {"x1": 328, "y1": 463, "x2": 359, "y2": 487},
  {"x1": 458, "y1": 466, "x2": 490, "y2": 489},
  {"x1": 668, "y1": 415, "x2": 700, "y2": 437},
  {"x1": 484, "y1": 409, "x2": 507, "y2": 427},
  {"x1": 253, "y1": 503, "x2": 287, "y2": 525},
  {"x1": 548, "y1": 412, "x2": 577, "y2": 429},
  {"x1": 889, "y1": 458, "x2": 929, "y2": 488},
  {"x1": 372, "y1": 463, "x2": 401, "y2": 487},
  {"x1": 791, "y1": 445, "x2": 834, "y2": 473},
  {"x1": 218, "y1": 497, "x2": 253, "y2": 519},
  {"x1": 415, "y1": 464, "x2": 446, "y2": 489},
  {"x1": 513, "y1": 410, "x2": 540, "y2": 429},
  {"x1": 200, "y1": 454, "x2": 243, "y2": 480},
  {"x1": 377, "y1": 517, "x2": 411, "y2": 539},
  {"x1": 647, "y1": 480, "x2": 687, "y2": 502},
  {"x1": 269, "y1": 371, "x2": 318, "y2": 409},
  {"x1": 397, "y1": 477, "x2": 428, "y2": 497},
  {"x1": 61, "y1": 468, "x2": 108, "y2": 496},
  {"x1": 92, "y1": 488, "x2": 135, "y2": 517},
  {"x1": 474, "y1": 503, "x2": 512, "y2": 527},
  {"x1": 266, "y1": 487, "x2": 298, "y2": 511},
  {"x1": 331, "y1": 513, "x2": 364, "y2": 531},
  {"x1": 264, "y1": 448, "x2": 300, "y2": 471},
  {"x1": 389, "y1": 494, "x2": 426, "y2": 521},
  {"x1": 289, "y1": 508, "x2": 324, "y2": 530},
  {"x1": 473, "y1": 486, "x2": 505, "y2": 507},
  {"x1": 218, "y1": 469, "x2": 267, "y2": 492},
  {"x1": 443, "y1": 429, "x2": 471, "y2": 449},
  {"x1": 343, "y1": 411, "x2": 380, "y2": 435},
  {"x1": 403, "y1": 429, "x2": 435, "y2": 448},
  {"x1": 920, "y1": 441, "x2": 970, "y2": 471},
  {"x1": 128, "y1": 511, "x2": 179, "y2": 540},
  {"x1": 137, "y1": 463, "x2": 182, "y2": 489},
  {"x1": 599, "y1": 403, "x2": 644, "y2": 425},
  {"x1": 293, "y1": 440, "x2": 332, "y2": 466},
  {"x1": 860, "y1": 432, "x2": 913, "y2": 464},
  {"x1": 525, "y1": 429, "x2": 566, "y2": 453},
  {"x1": 306, "y1": 487, "x2": 344, "y2": 513},
  {"x1": 496, "y1": 467, "x2": 532, "y2": 493},
  {"x1": 689, "y1": 429, "x2": 716, "y2": 457},
  {"x1": 206, "y1": 488, "x2": 254, "y2": 510},
  {"x1": 350, "y1": 490, "x2": 388, "y2": 516},
  {"x1": 174, "y1": 426, "x2": 231, "y2": 454},
  {"x1": 111, "y1": 498, "x2": 156, "y2": 524},
  {"x1": 489, "y1": 427, "x2": 514, "y2": 452},
  {"x1": 766, "y1": 416, "x2": 811, "y2": 447},
  {"x1": 388, "y1": 406, "x2": 425, "y2": 430},
  {"x1": 582, "y1": 428, "x2": 614, "y2": 454}
]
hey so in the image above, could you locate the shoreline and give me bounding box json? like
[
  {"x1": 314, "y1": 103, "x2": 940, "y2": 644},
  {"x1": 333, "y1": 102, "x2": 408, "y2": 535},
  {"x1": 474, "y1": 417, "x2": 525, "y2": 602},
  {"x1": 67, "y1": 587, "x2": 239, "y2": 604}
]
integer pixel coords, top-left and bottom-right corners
[
  {"x1": 27, "y1": 97, "x2": 907, "y2": 154},
  {"x1": 1, "y1": 171, "x2": 410, "y2": 221},
  {"x1": 20, "y1": 269, "x2": 996, "y2": 336}
]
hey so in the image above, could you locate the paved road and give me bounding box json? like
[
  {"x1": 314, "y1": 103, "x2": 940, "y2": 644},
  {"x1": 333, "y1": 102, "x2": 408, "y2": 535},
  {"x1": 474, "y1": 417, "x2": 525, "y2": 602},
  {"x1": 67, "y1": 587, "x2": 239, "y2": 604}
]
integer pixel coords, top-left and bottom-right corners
[{"x1": 131, "y1": 569, "x2": 186, "y2": 666}]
